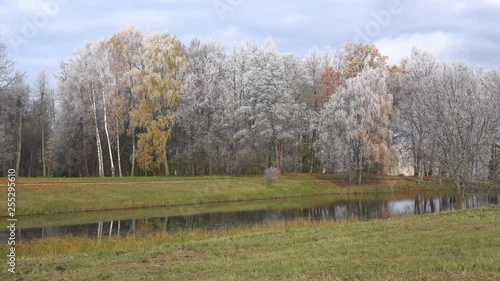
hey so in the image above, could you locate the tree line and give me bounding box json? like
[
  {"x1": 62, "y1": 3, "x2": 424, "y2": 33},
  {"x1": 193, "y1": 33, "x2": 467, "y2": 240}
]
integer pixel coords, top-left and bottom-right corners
[{"x1": 1, "y1": 26, "x2": 499, "y2": 191}]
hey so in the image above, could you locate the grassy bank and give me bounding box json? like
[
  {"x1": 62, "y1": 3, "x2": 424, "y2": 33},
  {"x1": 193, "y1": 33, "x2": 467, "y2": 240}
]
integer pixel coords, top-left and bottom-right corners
[
  {"x1": 7, "y1": 206, "x2": 500, "y2": 280},
  {"x1": 1, "y1": 174, "x2": 448, "y2": 216}
]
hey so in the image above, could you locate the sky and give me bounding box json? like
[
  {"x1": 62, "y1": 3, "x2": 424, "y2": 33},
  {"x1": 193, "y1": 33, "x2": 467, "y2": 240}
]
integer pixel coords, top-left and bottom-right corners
[{"x1": 0, "y1": 0, "x2": 499, "y2": 85}]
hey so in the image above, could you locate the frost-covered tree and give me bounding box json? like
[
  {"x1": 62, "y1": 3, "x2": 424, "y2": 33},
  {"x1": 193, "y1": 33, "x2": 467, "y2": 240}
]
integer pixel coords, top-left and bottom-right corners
[
  {"x1": 302, "y1": 48, "x2": 336, "y2": 173},
  {"x1": 52, "y1": 62, "x2": 94, "y2": 176},
  {"x1": 178, "y1": 39, "x2": 234, "y2": 174},
  {"x1": 0, "y1": 43, "x2": 25, "y2": 175},
  {"x1": 395, "y1": 48, "x2": 439, "y2": 184},
  {"x1": 55, "y1": 39, "x2": 121, "y2": 177},
  {"x1": 238, "y1": 39, "x2": 307, "y2": 171},
  {"x1": 225, "y1": 42, "x2": 262, "y2": 173},
  {"x1": 10, "y1": 78, "x2": 30, "y2": 174},
  {"x1": 56, "y1": 46, "x2": 104, "y2": 177},
  {"x1": 0, "y1": 44, "x2": 20, "y2": 90},
  {"x1": 393, "y1": 49, "x2": 500, "y2": 190},
  {"x1": 484, "y1": 69, "x2": 500, "y2": 180},
  {"x1": 303, "y1": 48, "x2": 324, "y2": 112},
  {"x1": 319, "y1": 68, "x2": 395, "y2": 184},
  {"x1": 34, "y1": 27, "x2": 500, "y2": 181},
  {"x1": 34, "y1": 70, "x2": 55, "y2": 176},
  {"x1": 426, "y1": 62, "x2": 500, "y2": 198}
]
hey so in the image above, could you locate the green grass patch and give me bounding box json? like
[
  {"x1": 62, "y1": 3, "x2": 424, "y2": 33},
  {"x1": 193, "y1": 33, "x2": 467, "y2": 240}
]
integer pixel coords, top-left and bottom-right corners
[{"x1": 6, "y1": 206, "x2": 500, "y2": 280}]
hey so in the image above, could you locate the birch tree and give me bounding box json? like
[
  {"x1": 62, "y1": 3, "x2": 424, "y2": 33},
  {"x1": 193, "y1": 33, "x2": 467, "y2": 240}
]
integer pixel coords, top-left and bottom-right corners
[
  {"x1": 58, "y1": 45, "x2": 106, "y2": 177},
  {"x1": 91, "y1": 40, "x2": 117, "y2": 177},
  {"x1": 130, "y1": 31, "x2": 186, "y2": 175},
  {"x1": 109, "y1": 26, "x2": 144, "y2": 177},
  {"x1": 83, "y1": 44, "x2": 106, "y2": 177}
]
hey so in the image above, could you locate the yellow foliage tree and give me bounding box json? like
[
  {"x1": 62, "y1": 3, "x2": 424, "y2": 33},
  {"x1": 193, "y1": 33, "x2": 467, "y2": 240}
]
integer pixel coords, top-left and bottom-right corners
[{"x1": 130, "y1": 31, "x2": 186, "y2": 175}]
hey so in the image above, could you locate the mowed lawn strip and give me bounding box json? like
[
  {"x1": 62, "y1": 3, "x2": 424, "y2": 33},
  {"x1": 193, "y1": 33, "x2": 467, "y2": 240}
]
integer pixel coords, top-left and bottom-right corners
[
  {"x1": 0, "y1": 175, "x2": 444, "y2": 215},
  {"x1": 9, "y1": 206, "x2": 500, "y2": 280}
]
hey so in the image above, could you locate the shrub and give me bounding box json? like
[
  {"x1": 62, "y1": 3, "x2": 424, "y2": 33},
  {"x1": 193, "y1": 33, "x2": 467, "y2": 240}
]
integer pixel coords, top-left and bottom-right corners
[{"x1": 264, "y1": 167, "x2": 280, "y2": 186}]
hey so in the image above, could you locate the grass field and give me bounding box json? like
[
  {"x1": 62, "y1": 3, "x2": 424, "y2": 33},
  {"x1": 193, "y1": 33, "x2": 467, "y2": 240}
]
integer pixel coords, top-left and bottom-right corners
[
  {"x1": 1, "y1": 174, "x2": 448, "y2": 216},
  {"x1": 5, "y1": 205, "x2": 499, "y2": 280}
]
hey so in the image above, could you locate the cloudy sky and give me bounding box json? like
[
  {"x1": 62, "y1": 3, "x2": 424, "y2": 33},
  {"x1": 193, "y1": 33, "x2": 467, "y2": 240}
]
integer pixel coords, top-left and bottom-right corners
[{"x1": 1, "y1": 0, "x2": 499, "y2": 84}]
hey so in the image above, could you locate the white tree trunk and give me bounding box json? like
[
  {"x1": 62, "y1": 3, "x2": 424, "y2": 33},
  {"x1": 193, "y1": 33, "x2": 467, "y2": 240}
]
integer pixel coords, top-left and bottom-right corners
[
  {"x1": 109, "y1": 221, "x2": 113, "y2": 239},
  {"x1": 116, "y1": 127, "x2": 122, "y2": 177},
  {"x1": 90, "y1": 87, "x2": 105, "y2": 177},
  {"x1": 97, "y1": 222, "x2": 103, "y2": 239},
  {"x1": 102, "y1": 91, "x2": 115, "y2": 177}
]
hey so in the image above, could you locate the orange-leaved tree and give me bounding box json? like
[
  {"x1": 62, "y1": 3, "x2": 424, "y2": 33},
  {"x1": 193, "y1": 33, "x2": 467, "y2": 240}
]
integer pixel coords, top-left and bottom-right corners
[{"x1": 317, "y1": 66, "x2": 345, "y2": 105}]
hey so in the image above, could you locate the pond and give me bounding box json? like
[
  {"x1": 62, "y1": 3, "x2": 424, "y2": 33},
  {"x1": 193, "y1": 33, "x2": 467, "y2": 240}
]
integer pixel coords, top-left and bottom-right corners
[{"x1": 2, "y1": 191, "x2": 499, "y2": 241}]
